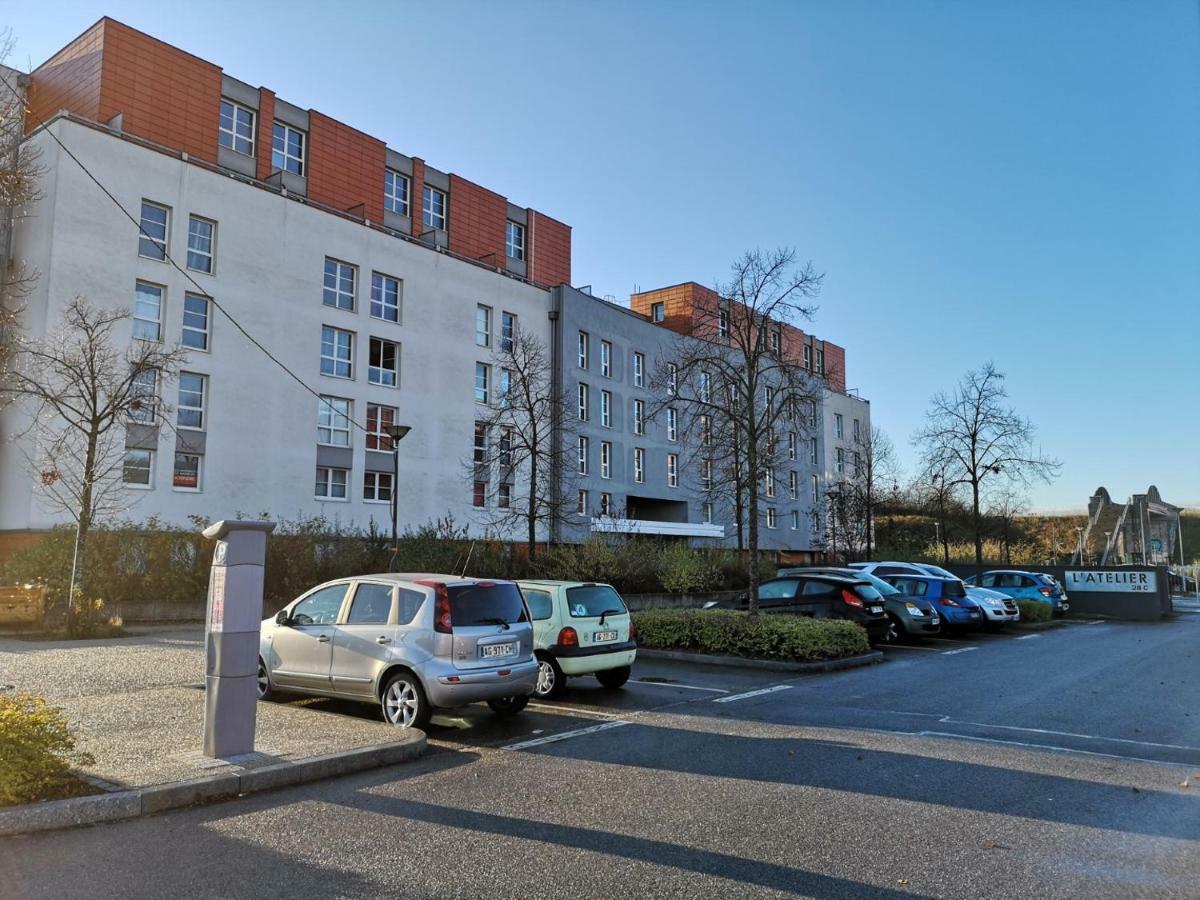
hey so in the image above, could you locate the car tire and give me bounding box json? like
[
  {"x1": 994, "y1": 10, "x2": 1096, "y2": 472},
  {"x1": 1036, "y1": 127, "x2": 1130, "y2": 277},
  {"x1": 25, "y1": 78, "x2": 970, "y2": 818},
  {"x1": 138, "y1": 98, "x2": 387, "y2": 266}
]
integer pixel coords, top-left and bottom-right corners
[
  {"x1": 380, "y1": 671, "x2": 431, "y2": 729},
  {"x1": 883, "y1": 615, "x2": 903, "y2": 643},
  {"x1": 256, "y1": 657, "x2": 275, "y2": 701},
  {"x1": 596, "y1": 665, "x2": 631, "y2": 689},
  {"x1": 534, "y1": 653, "x2": 566, "y2": 699},
  {"x1": 487, "y1": 695, "x2": 529, "y2": 717}
]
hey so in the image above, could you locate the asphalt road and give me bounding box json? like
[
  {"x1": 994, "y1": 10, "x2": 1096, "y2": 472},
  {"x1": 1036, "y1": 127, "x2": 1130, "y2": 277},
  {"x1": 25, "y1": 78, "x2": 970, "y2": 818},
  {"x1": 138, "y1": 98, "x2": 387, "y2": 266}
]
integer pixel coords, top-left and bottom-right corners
[{"x1": 2, "y1": 613, "x2": 1198, "y2": 899}]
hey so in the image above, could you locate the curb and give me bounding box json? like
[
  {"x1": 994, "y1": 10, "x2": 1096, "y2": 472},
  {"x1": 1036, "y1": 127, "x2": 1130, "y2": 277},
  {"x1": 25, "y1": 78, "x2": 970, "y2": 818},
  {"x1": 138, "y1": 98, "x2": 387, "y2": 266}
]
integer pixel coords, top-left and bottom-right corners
[
  {"x1": 1009, "y1": 619, "x2": 1064, "y2": 632},
  {"x1": 0, "y1": 733, "x2": 426, "y2": 837},
  {"x1": 636, "y1": 647, "x2": 884, "y2": 673}
]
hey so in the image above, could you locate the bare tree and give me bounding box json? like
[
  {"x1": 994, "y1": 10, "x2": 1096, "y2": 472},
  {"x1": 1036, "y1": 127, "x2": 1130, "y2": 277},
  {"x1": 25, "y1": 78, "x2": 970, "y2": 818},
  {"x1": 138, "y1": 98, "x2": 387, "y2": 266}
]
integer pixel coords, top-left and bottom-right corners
[
  {"x1": 915, "y1": 363, "x2": 1060, "y2": 579},
  {"x1": 834, "y1": 425, "x2": 899, "y2": 560},
  {"x1": 1, "y1": 298, "x2": 188, "y2": 618},
  {"x1": 655, "y1": 248, "x2": 826, "y2": 613},
  {"x1": 986, "y1": 483, "x2": 1028, "y2": 565},
  {"x1": 467, "y1": 327, "x2": 575, "y2": 561}
]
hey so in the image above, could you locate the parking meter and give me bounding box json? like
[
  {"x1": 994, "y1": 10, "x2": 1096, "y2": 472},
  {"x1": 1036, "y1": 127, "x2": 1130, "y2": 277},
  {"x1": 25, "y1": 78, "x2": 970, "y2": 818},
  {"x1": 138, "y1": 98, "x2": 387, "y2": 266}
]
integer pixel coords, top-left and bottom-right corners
[{"x1": 201, "y1": 519, "x2": 275, "y2": 758}]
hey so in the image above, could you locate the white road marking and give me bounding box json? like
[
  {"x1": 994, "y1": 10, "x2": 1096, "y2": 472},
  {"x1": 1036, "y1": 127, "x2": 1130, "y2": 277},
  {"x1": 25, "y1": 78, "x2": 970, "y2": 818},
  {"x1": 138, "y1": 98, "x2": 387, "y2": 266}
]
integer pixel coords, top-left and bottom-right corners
[
  {"x1": 917, "y1": 731, "x2": 1186, "y2": 767},
  {"x1": 1016, "y1": 634, "x2": 1041, "y2": 641},
  {"x1": 713, "y1": 685, "x2": 793, "y2": 704},
  {"x1": 936, "y1": 717, "x2": 1200, "y2": 752},
  {"x1": 502, "y1": 720, "x2": 630, "y2": 750},
  {"x1": 941, "y1": 647, "x2": 979, "y2": 655},
  {"x1": 527, "y1": 702, "x2": 620, "y2": 720},
  {"x1": 635, "y1": 680, "x2": 730, "y2": 693}
]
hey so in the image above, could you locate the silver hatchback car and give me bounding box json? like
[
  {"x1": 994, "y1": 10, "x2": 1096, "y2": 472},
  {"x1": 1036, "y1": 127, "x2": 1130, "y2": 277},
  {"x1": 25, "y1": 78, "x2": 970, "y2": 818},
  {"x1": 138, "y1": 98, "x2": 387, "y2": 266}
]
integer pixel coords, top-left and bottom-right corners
[{"x1": 257, "y1": 574, "x2": 538, "y2": 728}]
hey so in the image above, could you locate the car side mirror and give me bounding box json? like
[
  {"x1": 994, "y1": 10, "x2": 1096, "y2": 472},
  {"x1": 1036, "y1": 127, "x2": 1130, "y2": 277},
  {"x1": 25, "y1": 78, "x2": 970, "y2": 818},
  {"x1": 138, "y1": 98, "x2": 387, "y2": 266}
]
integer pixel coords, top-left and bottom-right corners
[{"x1": 275, "y1": 609, "x2": 291, "y2": 626}]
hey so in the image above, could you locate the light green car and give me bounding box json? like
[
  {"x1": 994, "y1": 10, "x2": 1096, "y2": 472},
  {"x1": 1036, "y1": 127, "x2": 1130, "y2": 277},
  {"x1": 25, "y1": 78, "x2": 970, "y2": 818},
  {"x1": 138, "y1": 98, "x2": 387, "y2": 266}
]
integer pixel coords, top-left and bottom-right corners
[{"x1": 516, "y1": 580, "x2": 637, "y2": 699}]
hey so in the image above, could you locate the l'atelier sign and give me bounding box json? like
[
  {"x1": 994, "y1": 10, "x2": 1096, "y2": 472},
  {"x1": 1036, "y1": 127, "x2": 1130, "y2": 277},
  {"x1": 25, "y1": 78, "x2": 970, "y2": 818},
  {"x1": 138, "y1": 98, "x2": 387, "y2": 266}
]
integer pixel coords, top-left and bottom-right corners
[{"x1": 1065, "y1": 570, "x2": 1157, "y2": 593}]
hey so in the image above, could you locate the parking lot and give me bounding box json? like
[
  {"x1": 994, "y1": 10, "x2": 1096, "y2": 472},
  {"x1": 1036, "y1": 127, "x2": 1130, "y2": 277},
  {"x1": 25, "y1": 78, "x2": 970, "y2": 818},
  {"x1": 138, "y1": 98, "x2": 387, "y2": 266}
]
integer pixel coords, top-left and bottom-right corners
[{"x1": 3, "y1": 613, "x2": 1199, "y2": 898}]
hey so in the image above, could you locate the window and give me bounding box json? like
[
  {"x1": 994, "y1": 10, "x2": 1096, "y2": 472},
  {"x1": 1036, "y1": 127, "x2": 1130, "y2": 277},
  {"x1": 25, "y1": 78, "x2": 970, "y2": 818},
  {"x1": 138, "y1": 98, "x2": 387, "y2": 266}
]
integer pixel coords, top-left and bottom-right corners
[
  {"x1": 347, "y1": 583, "x2": 392, "y2": 623},
  {"x1": 321, "y1": 326, "x2": 354, "y2": 378},
  {"x1": 803, "y1": 344, "x2": 812, "y2": 369},
  {"x1": 667, "y1": 408, "x2": 678, "y2": 442},
  {"x1": 323, "y1": 258, "x2": 356, "y2": 311},
  {"x1": 835, "y1": 414, "x2": 844, "y2": 440},
  {"x1": 811, "y1": 474, "x2": 819, "y2": 502},
  {"x1": 765, "y1": 469, "x2": 775, "y2": 498},
  {"x1": 853, "y1": 418, "x2": 861, "y2": 442},
  {"x1": 133, "y1": 281, "x2": 163, "y2": 341},
  {"x1": 703, "y1": 501, "x2": 714, "y2": 524},
  {"x1": 697, "y1": 371, "x2": 710, "y2": 403},
  {"x1": 600, "y1": 390, "x2": 612, "y2": 428},
  {"x1": 371, "y1": 273, "x2": 400, "y2": 323},
  {"x1": 788, "y1": 432, "x2": 797, "y2": 461},
  {"x1": 816, "y1": 348, "x2": 825, "y2": 373},
  {"x1": 651, "y1": 302, "x2": 664, "y2": 323},
  {"x1": 174, "y1": 453, "x2": 202, "y2": 490},
  {"x1": 498, "y1": 482, "x2": 512, "y2": 508},
  {"x1": 505, "y1": 221, "x2": 525, "y2": 260},
  {"x1": 138, "y1": 201, "x2": 168, "y2": 260},
  {"x1": 765, "y1": 386, "x2": 776, "y2": 410},
  {"x1": 476, "y1": 305, "x2": 491, "y2": 347},
  {"x1": 600, "y1": 340, "x2": 612, "y2": 377},
  {"x1": 218, "y1": 99, "x2": 255, "y2": 155},
  {"x1": 667, "y1": 453, "x2": 678, "y2": 488},
  {"x1": 473, "y1": 481, "x2": 487, "y2": 507},
  {"x1": 791, "y1": 510, "x2": 800, "y2": 530},
  {"x1": 577, "y1": 489, "x2": 588, "y2": 515},
  {"x1": 808, "y1": 401, "x2": 818, "y2": 428},
  {"x1": 475, "y1": 362, "x2": 490, "y2": 403},
  {"x1": 578, "y1": 331, "x2": 589, "y2": 369},
  {"x1": 836, "y1": 447, "x2": 846, "y2": 474},
  {"x1": 177, "y1": 293, "x2": 211, "y2": 351},
  {"x1": 769, "y1": 324, "x2": 782, "y2": 356},
  {"x1": 667, "y1": 363, "x2": 677, "y2": 395},
  {"x1": 366, "y1": 403, "x2": 397, "y2": 450},
  {"x1": 701, "y1": 459, "x2": 712, "y2": 490},
  {"x1": 473, "y1": 422, "x2": 489, "y2": 464},
  {"x1": 498, "y1": 427, "x2": 513, "y2": 468},
  {"x1": 633, "y1": 352, "x2": 645, "y2": 387},
  {"x1": 315, "y1": 466, "x2": 348, "y2": 500},
  {"x1": 129, "y1": 368, "x2": 158, "y2": 424},
  {"x1": 363, "y1": 472, "x2": 393, "y2": 503},
  {"x1": 498, "y1": 368, "x2": 512, "y2": 406},
  {"x1": 318, "y1": 396, "x2": 351, "y2": 446},
  {"x1": 525, "y1": 589, "x2": 554, "y2": 621},
  {"x1": 812, "y1": 510, "x2": 821, "y2": 535},
  {"x1": 633, "y1": 447, "x2": 645, "y2": 484},
  {"x1": 577, "y1": 436, "x2": 589, "y2": 475},
  {"x1": 368, "y1": 338, "x2": 398, "y2": 387},
  {"x1": 578, "y1": 383, "x2": 589, "y2": 421},
  {"x1": 291, "y1": 584, "x2": 347, "y2": 625},
  {"x1": 700, "y1": 414, "x2": 712, "y2": 447},
  {"x1": 500, "y1": 312, "x2": 517, "y2": 352},
  {"x1": 384, "y1": 169, "x2": 410, "y2": 216},
  {"x1": 810, "y1": 437, "x2": 818, "y2": 465},
  {"x1": 718, "y1": 305, "x2": 730, "y2": 340},
  {"x1": 177, "y1": 373, "x2": 206, "y2": 430},
  {"x1": 272, "y1": 122, "x2": 305, "y2": 175},
  {"x1": 423, "y1": 185, "x2": 446, "y2": 230},
  {"x1": 599, "y1": 492, "x2": 613, "y2": 516},
  {"x1": 633, "y1": 399, "x2": 645, "y2": 435},
  {"x1": 854, "y1": 451, "x2": 862, "y2": 477},
  {"x1": 600, "y1": 441, "x2": 612, "y2": 479},
  {"x1": 186, "y1": 216, "x2": 215, "y2": 274},
  {"x1": 766, "y1": 507, "x2": 777, "y2": 529},
  {"x1": 123, "y1": 449, "x2": 153, "y2": 487}
]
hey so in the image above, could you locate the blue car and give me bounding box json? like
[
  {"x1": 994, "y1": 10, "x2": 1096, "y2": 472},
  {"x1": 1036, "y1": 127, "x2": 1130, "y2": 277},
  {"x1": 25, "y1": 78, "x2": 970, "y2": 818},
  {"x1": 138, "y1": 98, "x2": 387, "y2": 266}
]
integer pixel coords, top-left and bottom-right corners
[
  {"x1": 882, "y1": 575, "x2": 986, "y2": 630},
  {"x1": 964, "y1": 570, "x2": 1070, "y2": 615}
]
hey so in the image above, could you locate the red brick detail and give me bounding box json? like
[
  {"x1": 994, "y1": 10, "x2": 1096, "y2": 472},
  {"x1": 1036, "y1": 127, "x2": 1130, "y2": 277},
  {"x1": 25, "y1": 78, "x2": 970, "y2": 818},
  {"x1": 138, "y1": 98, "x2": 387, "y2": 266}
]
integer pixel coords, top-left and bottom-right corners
[
  {"x1": 255, "y1": 88, "x2": 276, "y2": 180},
  {"x1": 410, "y1": 158, "x2": 426, "y2": 237},
  {"x1": 529, "y1": 210, "x2": 571, "y2": 287},
  {"x1": 306, "y1": 111, "x2": 386, "y2": 222},
  {"x1": 25, "y1": 20, "x2": 105, "y2": 132},
  {"x1": 447, "y1": 175, "x2": 506, "y2": 266},
  {"x1": 822, "y1": 342, "x2": 847, "y2": 392}
]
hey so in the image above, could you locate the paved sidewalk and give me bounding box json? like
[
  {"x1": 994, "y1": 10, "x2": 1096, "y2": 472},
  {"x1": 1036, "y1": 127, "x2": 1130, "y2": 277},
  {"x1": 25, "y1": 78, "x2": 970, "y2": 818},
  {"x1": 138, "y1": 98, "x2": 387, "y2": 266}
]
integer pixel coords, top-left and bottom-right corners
[{"x1": 0, "y1": 626, "x2": 409, "y2": 789}]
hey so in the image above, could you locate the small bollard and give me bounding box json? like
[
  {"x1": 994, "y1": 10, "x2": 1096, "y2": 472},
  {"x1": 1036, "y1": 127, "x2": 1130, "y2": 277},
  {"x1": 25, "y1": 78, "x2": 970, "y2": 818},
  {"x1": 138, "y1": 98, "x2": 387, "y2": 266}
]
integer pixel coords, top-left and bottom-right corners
[{"x1": 201, "y1": 519, "x2": 275, "y2": 758}]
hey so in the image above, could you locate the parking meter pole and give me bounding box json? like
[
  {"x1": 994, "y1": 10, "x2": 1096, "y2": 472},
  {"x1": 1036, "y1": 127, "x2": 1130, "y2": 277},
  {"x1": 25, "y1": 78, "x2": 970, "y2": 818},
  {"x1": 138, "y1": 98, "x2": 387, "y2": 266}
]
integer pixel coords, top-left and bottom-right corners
[{"x1": 201, "y1": 519, "x2": 275, "y2": 758}]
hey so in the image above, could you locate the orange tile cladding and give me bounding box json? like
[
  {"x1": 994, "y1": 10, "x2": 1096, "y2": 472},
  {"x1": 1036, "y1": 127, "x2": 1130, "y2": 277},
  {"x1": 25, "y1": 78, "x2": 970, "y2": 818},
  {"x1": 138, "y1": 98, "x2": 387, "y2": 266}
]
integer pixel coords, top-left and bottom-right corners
[
  {"x1": 307, "y1": 111, "x2": 386, "y2": 222},
  {"x1": 529, "y1": 210, "x2": 571, "y2": 286},
  {"x1": 25, "y1": 21, "x2": 104, "y2": 132},
  {"x1": 823, "y1": 342, "x2": 847, "y2": 392},
  {"x1": 448, "y1": 175, "x2": 507, "y2": 265},
  {"x1": 255, "y1": 88, "x2": 276, "y2": 180}
]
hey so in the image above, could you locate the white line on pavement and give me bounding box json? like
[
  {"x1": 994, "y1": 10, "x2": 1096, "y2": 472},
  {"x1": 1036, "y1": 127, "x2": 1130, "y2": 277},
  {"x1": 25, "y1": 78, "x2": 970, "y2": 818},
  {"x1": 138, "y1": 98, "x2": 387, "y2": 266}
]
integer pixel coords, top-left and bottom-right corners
[
  {"x1": 527, "y1": 703, "x2": 620, "y2": 720},
  {"x1": 502, "y1": 720, "x2": 630, "y2": 751},
  {"x1": 935, "y1": 717, "x2": 1200, "y2": 751},
  {"x1": 713, "y1": 685, "x2": 793, "y2": 703},
  {"x1": 634, "y1": 680, "x2": 730, "y2": 693},
  {"x1": 916, "y1": 731, "x2": 1186, "y2": 767},
  {"x1": 1016, "y1": 634, "x2": 1041, "y2": 641},
  {"x1": 941, "y1": 647, "x2": 979, "y2": 655}
]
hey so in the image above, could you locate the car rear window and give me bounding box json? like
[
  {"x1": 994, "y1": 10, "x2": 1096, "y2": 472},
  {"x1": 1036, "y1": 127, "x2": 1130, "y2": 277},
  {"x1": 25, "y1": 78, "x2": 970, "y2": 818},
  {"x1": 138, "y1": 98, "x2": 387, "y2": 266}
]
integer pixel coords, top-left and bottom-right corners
[
  {"x1": 943, "y1": 580, "x2": 966, "y2": 598},
  {"x1": 448, "y1": 582, "x2": 529, "y2": 627},
  {"x1": 852, "y1": 585, "x2": 884, "y2": 602},
  {"x1": 920, "y1": 564, "x2": 958, "y2": 579},
  {"x1": 566, "y1": 585, "x2": 628, "y2": 618}
]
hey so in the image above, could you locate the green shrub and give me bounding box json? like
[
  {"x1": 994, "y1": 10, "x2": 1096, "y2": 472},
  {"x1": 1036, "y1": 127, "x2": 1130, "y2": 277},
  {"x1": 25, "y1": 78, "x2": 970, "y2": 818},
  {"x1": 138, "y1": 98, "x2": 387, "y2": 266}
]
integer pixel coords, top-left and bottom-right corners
[
  {"x1": 0, "y1": 693, "x2": 95, "y2": 807},
  {"x1": 1016, "y1": 599, "x2": 1052, "y2": 623},
  {"x1": 632, "y1": 609, "x2": 870, "y2": 662},
  {"x1": 656, "y1": 543, "x2": 722, "y2": 594}
]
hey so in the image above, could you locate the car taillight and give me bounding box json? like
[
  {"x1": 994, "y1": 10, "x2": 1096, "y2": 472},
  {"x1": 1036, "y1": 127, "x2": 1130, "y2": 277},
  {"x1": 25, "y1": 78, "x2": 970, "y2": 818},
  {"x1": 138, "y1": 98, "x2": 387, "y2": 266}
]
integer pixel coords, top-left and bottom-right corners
[
  {"x1": 558, "y1": 626, "x2": 579, "y2": 647},
  {"x1": 628, "y1": 620, "x2": 635, "y2": 641},
  {"x1": 1038, "y1": 587, "x2": 1053, "y2": 597},
  {"x1": 841, "y1": 589, "x2": 863, "y2": 608},
  {"x1": 417, "y1": 580, "x2": 453, "y2": 633},
  {"x1": 939, "y1": 597, "x2": 961, "y2": 607}
]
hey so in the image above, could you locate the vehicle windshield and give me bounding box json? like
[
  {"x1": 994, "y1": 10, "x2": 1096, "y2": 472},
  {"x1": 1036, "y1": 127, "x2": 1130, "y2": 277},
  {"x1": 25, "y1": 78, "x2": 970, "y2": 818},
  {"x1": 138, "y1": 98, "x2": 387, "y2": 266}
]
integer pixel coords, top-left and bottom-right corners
[
  {"x1": 918, "y1": 563, "x2": 959, "y2": 580},
  {"x1": 566, "y1": 584, "x2": 628, "y2": 618},
  {"x1": 447, "y1": 582, "x2": 529, "y2": 627},
  {"x1": 852, "y1": 584, "x2": 884, "y2": 602},
  {"x1": 845, "y1": 570, "x2": 899, "y2": 596}
]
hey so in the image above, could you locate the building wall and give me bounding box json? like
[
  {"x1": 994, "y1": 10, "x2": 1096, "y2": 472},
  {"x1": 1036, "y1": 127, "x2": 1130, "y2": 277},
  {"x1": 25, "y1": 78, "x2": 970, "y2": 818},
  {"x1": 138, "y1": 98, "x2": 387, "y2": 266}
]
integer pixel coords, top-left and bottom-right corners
[{"x1": 0, "y1": 119, "x2": 553, "y2": 538}]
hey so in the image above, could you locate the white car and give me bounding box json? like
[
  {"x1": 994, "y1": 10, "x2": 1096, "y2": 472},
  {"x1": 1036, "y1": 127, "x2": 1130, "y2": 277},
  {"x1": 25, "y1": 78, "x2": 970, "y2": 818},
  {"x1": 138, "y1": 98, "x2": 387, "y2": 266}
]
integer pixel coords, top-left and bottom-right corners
[{"x1": 848, "y1": 561, "x2": 1019, "y2": 625}]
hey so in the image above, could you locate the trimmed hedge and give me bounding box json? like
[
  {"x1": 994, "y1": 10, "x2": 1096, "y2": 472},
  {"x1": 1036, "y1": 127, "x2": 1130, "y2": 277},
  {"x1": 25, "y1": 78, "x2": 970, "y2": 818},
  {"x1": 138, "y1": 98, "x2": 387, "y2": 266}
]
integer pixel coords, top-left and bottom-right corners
[
  {"x1": 0, "y1": 693, "x2": 95, "y2": 807},
  {"x1": 1016, "y1": 599, "x2": 1052, "y2": 623},
  {"x1": 632, "y1": 609, "x2": 870, "y2": 663}
]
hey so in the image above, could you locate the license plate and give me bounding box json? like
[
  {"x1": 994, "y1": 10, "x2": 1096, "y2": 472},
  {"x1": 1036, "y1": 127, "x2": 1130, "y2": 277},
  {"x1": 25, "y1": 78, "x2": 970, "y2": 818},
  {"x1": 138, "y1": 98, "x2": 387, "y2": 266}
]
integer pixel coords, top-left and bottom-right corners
[
  {"x1": 593, "y1": 630, "x2": 618, "y2": 643},
  {"x1": 931, "y1": 617, "x2": 940, "y2": 625},
  {"x1": 480, "y1": 642, "x2": 516, "y2": 659},
  {"x1": 870, "y1": 606, "x2": 883, "y2": 614}
]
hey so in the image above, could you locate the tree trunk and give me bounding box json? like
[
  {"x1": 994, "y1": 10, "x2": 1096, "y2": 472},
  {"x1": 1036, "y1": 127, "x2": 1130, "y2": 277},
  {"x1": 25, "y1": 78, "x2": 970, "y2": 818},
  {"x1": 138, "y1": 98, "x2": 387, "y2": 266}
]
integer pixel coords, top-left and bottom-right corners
[
  {"x1": 971, "y1": 478, "x2": 984, "y2": 580},
  {"x1": 69, "y1": 428, "x2": 100, "y2": 630},
  {"x1": 746, "y1": 442, "x2": 760, "y2": 617},
  {"x1": 527, "y1": 455, "x2": 538, "y2": 562},
  {"x1": 734, "y1": 488, "x2": 745, "y2": 552}
]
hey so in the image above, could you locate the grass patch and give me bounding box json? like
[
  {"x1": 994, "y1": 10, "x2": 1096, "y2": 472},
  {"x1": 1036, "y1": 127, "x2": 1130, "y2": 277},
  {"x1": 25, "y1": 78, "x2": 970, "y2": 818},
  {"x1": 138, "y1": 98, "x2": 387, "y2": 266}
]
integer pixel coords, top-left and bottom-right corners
[
  {"x1": 632, "y1": 609, "x2": 870, "y2": 662},
  {"x1": 1016, "y1": 599, "x2": 1052, "y2": 623}
]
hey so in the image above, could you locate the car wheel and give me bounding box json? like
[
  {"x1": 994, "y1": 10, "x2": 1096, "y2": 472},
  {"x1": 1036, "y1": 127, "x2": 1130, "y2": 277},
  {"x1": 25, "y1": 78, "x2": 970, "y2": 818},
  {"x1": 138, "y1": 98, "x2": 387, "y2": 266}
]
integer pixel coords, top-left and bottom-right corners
[
  {"x1": 256, "y1": 657, "x2": 275, "y2": 700},
  {"x1": 596, "y1": 665, "x2": 631, "y2": 689},
  {"x1": 487, "y1": 695, "x2": 529, "y2": 717},
  {"x1": 534, "y1": 653, "x2": 566, "y2": 699},
  {"x1": 883, "y1": 616, "x2": 903, "y2": 644},
  {"x1": 380, "y1": 671, "x2": 431, "y2": 729}
]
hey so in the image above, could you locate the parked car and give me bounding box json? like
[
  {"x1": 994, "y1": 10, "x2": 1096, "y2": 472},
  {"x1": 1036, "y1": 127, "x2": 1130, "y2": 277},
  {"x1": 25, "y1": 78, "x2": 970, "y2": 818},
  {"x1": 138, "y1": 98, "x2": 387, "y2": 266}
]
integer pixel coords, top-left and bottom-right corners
[
  {"x1": 779, "y1": 567, "x2": 941, "y2": 641},
  {"x1": 879, "y1": 574, "x2": 985, "y2": 631},
  {"x1": 733, "y1": 573, "x2": 891, "y2": 643},
  {"x1": 258, "y1": 574, "x2": 538, "y2": 728},
  {"x1": 847, "y1": 561, "x2": 1019, "y2": 626},
  {"x1": 516, "y1": 580, "x2": 637, "y2": 699},
  {"x1": 964, "y1": 570, "x2": 1071, "y2": 615}
]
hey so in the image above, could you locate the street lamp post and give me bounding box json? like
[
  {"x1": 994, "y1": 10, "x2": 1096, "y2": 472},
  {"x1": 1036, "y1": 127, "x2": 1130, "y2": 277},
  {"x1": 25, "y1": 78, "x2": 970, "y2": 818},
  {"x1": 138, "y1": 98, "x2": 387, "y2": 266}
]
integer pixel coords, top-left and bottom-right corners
[{"x1": 387, "y1": 424, "x2": 412, "y2": 572}]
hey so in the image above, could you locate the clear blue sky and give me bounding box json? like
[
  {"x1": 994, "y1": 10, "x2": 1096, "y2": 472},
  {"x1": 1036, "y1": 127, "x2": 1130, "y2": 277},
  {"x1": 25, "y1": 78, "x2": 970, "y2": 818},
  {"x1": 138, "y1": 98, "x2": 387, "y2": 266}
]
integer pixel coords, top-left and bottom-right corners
[{"x1": 8, "y1": 1, "x2": 1199, "y2": 511}]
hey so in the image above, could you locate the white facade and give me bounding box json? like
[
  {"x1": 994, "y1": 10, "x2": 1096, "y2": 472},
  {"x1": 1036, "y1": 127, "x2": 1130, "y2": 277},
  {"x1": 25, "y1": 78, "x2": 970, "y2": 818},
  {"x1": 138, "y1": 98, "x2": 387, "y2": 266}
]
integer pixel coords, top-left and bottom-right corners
[{"x1": 0, "y1": 119, "x2": 553, "y2": 537}]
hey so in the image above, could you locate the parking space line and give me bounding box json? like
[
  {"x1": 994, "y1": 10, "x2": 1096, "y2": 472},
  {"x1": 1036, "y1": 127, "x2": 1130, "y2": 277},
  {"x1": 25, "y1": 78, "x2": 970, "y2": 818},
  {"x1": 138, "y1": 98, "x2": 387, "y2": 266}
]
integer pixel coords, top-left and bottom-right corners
[
  {"x1": 916, "y1": 731, "x2": 1187, "y2": 767},
  {"x1": 936, "y1": 717, "x2": 1200, "y2": 751},
  {"x1": 941, "y1": 647, "x2": 979, "y2": 656},
  {"x1": 502, "y1": 720, "x2": 630, "y2": 751},
  {"x1": 713, "y1": 685, "x2": 793, "y2": 704},
  {"x1": 635, "y1": 680, "x2": 730, "y2": 693},
  {"x1": 1016, "y1": 634, "x2": 1041, "y2": 640},
  {"x1": 528, "y1": 702, "x2": 620, "y2": 720}
]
